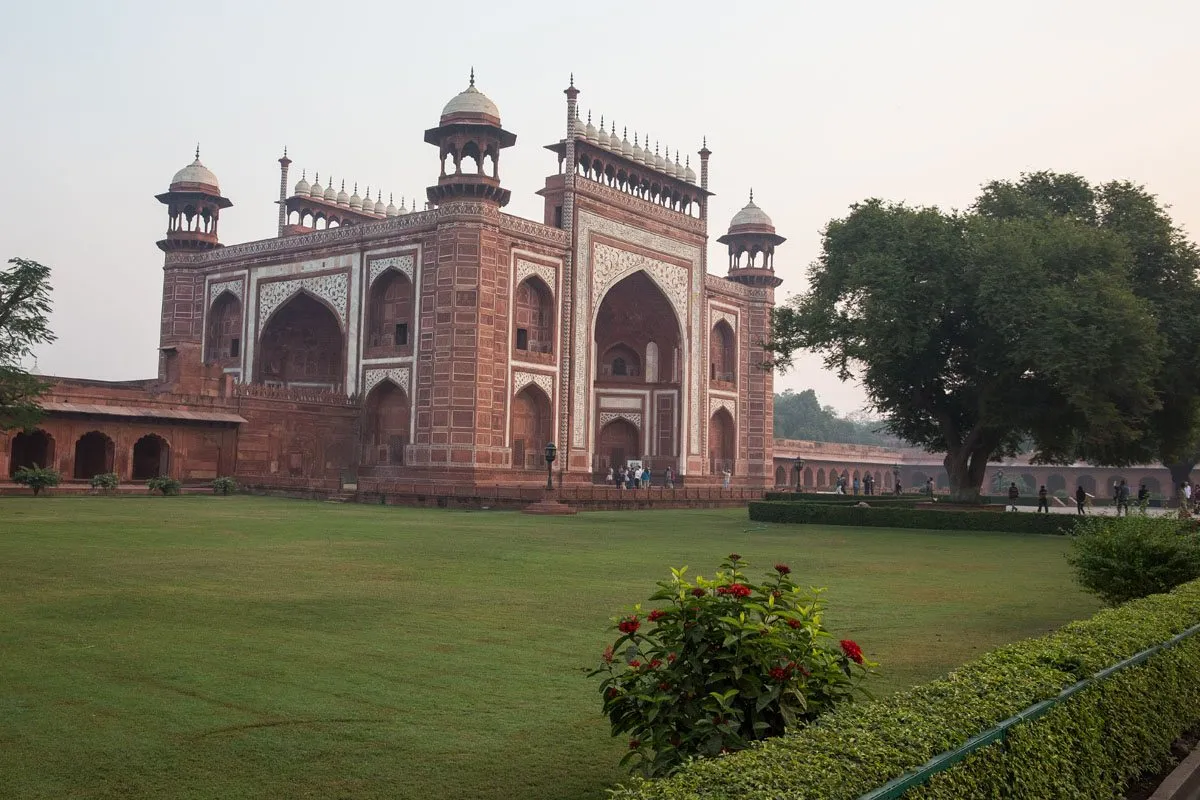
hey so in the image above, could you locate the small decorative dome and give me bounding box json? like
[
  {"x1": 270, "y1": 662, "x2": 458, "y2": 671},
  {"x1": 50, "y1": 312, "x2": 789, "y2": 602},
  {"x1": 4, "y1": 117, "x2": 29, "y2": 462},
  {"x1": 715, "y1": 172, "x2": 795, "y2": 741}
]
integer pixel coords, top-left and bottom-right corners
[
  {"x1": 323, "y1": 178, "x2": 337, "y2": 202},
  {"x1": 310, "y1": 173, "x2": 324, "y2": 198},
  {"x1": 597, "y1": 117, "x2": 610, "y2": 150},
  {"x1": 440, "y1": 68, "x2": 500, "y2": 122},
  {"x1": 639, "y1": 136, "x2": 653, "y2": 166},
  {"x1": 398, "y1": 196, "x2": 409, "y2": 215},
  {"x1": 336, "y1": 181, "x2": 350, "y2": 207},
  {"x1": 632, "y1": 133, "x2": 645, "y2": 164},
  {"x1": 385, "y1": 193, "x2": 398, "y2": 217},
  {"x1": 170, "y1": 146, "x2": 220, "y2": 192},
  {"x1": 729, "y1": 190, "x2": 775, "y2": 231},
  {"x1": 293, "y1": 170, "x2": 311, "y2": 197},
  {"x1": 672, "y1": 151, "x2": 683, "y2": 180},
  {"x1": 584, "y1": 111, "x2": 597, "y2": 142},
  {"x1": 373, "y1": 190, "x2": 386, "y2": 215},
  {"x1": 684, "y1": 155, "x2": 696, "y2": 184},
  {"x1": 349, "y1": 183, "x2": 363, "y2": 211},
  {"x1": 620, "y1": 128, "x2": 633, "y2": 157},
  {"x1": 654, "y1": 143, "x2": 668, "y2": 172},
  {"x1": 607, "y1": 121, "x2": 621, "y2": 150}
]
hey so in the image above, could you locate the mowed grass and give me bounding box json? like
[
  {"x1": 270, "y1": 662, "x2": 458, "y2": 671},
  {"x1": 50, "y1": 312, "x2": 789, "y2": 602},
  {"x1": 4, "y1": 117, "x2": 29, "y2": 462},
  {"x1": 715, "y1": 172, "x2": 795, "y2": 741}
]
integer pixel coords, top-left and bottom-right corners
[{"x1": 0, "y1": 497, "x2": 1099, "y2": 800}]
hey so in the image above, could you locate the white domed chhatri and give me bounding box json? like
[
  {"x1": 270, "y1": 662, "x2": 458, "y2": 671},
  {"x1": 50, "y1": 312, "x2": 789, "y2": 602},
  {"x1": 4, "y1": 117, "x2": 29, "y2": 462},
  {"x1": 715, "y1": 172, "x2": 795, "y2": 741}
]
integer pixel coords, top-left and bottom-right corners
[
  {"x1": 336, "y1": 181, "x2": 350, "y2": 207},
  {"x1": 171, "y1": 147, "x2": 220, "y2": 192},
  {"x1": 294, "y1": 170, "x2": 310, "y2": 197},
  {"x1": 309, "y1": 172, "x2": 324, "y2": 199},
  {"x1": 729, "y1": 190, "x2": 775, "y2": 230},
  {"x1": 386, "y1": 193, "x2": 398, "y2": 217},
  {"x1": 373, "y1": 191, "x2": 386, "y2": 215},
  {"x1": 441, "y1": 68, "x2": 500, "y2": 121},
  {"x1": 323, "y1": 179, "x2": 337, "y2": 203},
  {"x1": 349, "y1": 183, "x2": 363, "y2": 211},
  {"x1": 684, "y1": 156, "x2": 696, "y2": 184},
  {"x1": 584, "y1": 111, "x2": 597, "y2": 142}
]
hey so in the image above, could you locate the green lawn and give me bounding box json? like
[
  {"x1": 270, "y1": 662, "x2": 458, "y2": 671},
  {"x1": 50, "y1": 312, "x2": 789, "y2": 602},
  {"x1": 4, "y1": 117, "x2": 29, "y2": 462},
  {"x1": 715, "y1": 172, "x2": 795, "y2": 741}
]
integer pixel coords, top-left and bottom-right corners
[{"x1": 0, "y1": 497, "x2": 1099, "y2": 800}]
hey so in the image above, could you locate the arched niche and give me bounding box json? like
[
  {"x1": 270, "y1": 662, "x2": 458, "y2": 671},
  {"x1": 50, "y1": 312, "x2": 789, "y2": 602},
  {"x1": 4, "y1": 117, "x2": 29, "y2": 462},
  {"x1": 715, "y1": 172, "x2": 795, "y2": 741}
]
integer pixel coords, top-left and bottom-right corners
[
  {"x1": 9, "y1": 429, "x2": 54, "y2": 476},
  {"x1": 513, "y1": 277, "x2": 554, "y2": 355},
  {"x1": 206, "y1": 291, "x2": 243, "y2": 365},
  {"x1": 708, "y1": 409, "x2": 735, "y2": 472},
  {"x1": 131, "y1": 434, "x2": 170, "y2": 479},
  {"x1": 74, "y1": 431, "x2": 114, "y2": 479},
  {"x1": 365, "y1": 270, "x2": 415, "y2": 358},
  {"x1": 257, "y1": 293, "x2": 345, "y2": 390},
  {"x1": 364, "y1": 380, "x2": 410, "y2": 465},
  {"x1": 594, "y1": 271, "x2": 681, "y2": 385},
  {"x1": 511, "y1": 385, "x2": 552, "y2": 470},
  {"x1": 597, "y1": 418, "x2": 640, "y2": 474},
  {"x1": 710, "y1": 320, "x2": 735, "y2": 383}
]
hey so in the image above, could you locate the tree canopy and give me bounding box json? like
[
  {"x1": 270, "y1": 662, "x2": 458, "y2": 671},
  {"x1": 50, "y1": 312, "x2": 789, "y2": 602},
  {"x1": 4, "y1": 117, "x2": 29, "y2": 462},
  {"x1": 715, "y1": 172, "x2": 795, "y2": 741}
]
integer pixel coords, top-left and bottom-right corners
[
  {"x1": 773, "y1": 389, "x2": 902, "y2": 446},
  {"x1": 768, "y1": 172, "x2": 1183, "y2": 502},
  {"x1": 0, "y1": 257, "x2": 55, "y2": 430}
]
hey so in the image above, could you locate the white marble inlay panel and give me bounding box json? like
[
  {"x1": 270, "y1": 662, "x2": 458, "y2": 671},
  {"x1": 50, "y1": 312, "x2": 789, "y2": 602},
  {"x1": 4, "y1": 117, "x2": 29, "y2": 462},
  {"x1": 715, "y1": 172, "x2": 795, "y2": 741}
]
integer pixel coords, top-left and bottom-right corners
[
  {"x1": 598, "y1": 411, "x2": 642, "y2": 431},
  {"x1": 364, "y1": 366, "x2": 411, "y2": 397},
  {"x1": 590, "y1": 243, "x2": 688, "y2": 324},
  {"x1": 599, "y1": 396, "x2": 643, "y2": 410},
  {"x1": 208, "y1": 278, "x2": 244, "y2": 307},
  {"x1": 515, "y1": 260, "x2": 557, "y2": 294},
  {"x1": 369, "y1": 254, "x2": 414, "y2": 287},
  {"x1": 513, "y1": 370, "x2": 555, "y2": 399},
  {"x1": 709, "y1": 396, "x2": 737, "y2": 420},
  {"x1": 258, "y1": 273, "x2": 349, "y2": 329}
]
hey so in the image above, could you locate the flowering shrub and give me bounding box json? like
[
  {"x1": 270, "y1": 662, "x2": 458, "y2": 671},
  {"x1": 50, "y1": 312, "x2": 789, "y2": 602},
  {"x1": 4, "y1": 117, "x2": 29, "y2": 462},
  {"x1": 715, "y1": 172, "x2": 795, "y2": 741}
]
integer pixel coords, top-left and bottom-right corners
[
  {"x1": 146, "y1": 476, "x2": 182, "y2": 496},
  {"x1": 211, "y1": 476, "x2": 238, "y2": 496},
  {"x1": 591, "y1": 554, "x2": 874, "y2": 777},
  {"x1": 12, "y1": 464, "x2": 60, "y2": 496},
  {"x1": 90, "y1": 472, "x2": 119, "y2": 493}
]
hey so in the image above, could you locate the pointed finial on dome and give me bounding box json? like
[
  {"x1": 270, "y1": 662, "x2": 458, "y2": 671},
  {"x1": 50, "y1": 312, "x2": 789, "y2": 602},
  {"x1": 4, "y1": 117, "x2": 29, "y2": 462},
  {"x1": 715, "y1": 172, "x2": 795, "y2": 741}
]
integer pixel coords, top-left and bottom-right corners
[
  {"x1": 569, "y1": 72, "x2": 575, "y2": 88},
  {"x1": 685, "y1": 155, "x2": 689, "y2": 167},
  {"x1": 353, "y1": 181, "x2": 358, "y2": 193},
  {"x1": 587, "y1": 110, "x2": 592, "y2": 124},
  {"x1": 749, "y1": 188, "x2": 754, "y2": 203},
  {"x1": 195, "y1": 143, "x2": 200, "y2": 160},
  {"x1": 302, "y1": 169, "x2": 306, "y2": 179},
  {"x1": 341, "y1": 179, "x2": 345, "y2": 190},
  {"x1": 469, "y1": 67, "x2": 475, "y2": 87}
]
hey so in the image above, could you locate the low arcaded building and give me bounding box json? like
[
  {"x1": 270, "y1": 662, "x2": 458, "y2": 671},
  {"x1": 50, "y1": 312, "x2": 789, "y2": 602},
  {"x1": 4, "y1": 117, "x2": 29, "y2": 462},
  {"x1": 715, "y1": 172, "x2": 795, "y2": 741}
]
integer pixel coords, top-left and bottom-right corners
[{"x1": 3, "y1": 74, "x2": 786, "y2": 493}]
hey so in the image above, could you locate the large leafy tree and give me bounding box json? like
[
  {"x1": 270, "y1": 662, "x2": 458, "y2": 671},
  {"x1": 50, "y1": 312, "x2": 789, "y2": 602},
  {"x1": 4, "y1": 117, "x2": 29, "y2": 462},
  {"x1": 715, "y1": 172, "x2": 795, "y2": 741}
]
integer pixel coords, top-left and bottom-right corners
[
  {"x1": 977, "y1": 175, "x2": 1200, "y2": 487},
  {"x1": 769, "y1": 175, "x2": 1165, "y2": 502},
  {"x1": 0, "y1": 258, "x2": 55, "y2": 430}
]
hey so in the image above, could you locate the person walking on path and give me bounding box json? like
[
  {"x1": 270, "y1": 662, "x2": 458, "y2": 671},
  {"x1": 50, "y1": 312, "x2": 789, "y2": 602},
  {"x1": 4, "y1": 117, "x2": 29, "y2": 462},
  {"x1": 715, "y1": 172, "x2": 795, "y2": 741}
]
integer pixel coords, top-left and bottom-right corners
[
  {"x1": 926, "y1": 477, "x2": 935, "y2": 498},
  {"x1": 1117, "y1": 480, "x2": 1131, "y2": 516},
  {"x1": 1075, "y1": 485, "x2": 1087, "y2": 515},
  {"x1": 1036, "y1": 485, "x2": 1050, "y2": 514},
  {"x1": 1008, "y1": 482, "x2": 1020, "y2": 512}
]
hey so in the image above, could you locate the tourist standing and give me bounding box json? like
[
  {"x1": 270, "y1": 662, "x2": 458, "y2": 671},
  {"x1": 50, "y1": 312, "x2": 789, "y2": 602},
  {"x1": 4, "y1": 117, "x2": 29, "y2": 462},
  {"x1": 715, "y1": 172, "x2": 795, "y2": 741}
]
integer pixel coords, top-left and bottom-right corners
[
  {"x1": 722, "y1": 469, "x2": 731, "y2": 489},
  {"x1": 665, "y1": 466, "x2": 674, "y2": 489},
  {"x1": 606, "y1": 467, "x2": 613, "y2": 486},
  {"x1": 1036, "y1": 485, "x2": 1049, "y2": 514},
  {"x1": 1008, "y1": 482, "x2": 1020, "y2": 512},
  {"x1": 852, "y1": 476, "x2": 860, "y2": 495},
  {"x1": 1117, "y1": 480, "x2": 1131, "y2": 516},
  {"x1": 642, "y1": 466, "x2": 651, "y2": 488},
  {"x1": 616, "y1": 466, "x2": 625, "y2": 490},
  {"x1": 926, "y1": 477, "x2": 934, "y2": 498},
  {"x1": 1075, "y1": 485, "x2": 1087, "y2": 515}
]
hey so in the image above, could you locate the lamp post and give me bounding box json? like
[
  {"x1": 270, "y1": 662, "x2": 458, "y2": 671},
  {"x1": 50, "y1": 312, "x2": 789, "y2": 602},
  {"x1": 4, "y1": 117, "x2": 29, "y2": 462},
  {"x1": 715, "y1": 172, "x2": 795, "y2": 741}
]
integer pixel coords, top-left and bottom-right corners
[
  {"x1": 795, "y1": 457, "x2": 805, "y2": 492},
  {"x1": 544, "y1": 441, "x2": 557, "y2": 492},
  {"x1": 893, "y1": 464, "x2": 901, "y2": 494}
]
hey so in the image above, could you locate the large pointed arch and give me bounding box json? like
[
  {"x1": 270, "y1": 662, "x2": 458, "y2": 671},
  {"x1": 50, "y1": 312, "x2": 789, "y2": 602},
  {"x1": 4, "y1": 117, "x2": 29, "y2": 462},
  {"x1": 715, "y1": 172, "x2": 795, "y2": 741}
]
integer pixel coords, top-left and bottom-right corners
[
  {"x1": 363, "y1": 380, "x2": 411, "y2": 465},
  {"x1": 511, "y1": 383, "x2": 552, "y2": 470},
  {"x1": 256, "y1": 292, "x2": 345, "y2": 390}
]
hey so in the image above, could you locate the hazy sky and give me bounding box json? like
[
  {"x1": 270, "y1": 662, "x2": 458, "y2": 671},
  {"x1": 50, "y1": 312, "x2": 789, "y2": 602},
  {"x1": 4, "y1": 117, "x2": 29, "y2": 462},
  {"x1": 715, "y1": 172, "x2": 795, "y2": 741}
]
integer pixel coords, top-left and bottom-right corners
[{"x1": 1, "y1": 0, "x2": 1196, "y2": 414}]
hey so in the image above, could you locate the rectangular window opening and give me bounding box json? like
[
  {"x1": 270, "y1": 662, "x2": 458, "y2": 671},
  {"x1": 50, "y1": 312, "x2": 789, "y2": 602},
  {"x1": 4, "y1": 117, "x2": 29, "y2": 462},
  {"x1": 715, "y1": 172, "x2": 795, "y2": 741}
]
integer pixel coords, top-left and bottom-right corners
[
  {"x1": 554, "y1": 206, "x2": 564, "y2": 228},
  {"x1": 516, "y1": 328, "x2": 529, "y2": 350},
  {"x1": 229, "y1": 337, "x2": 240, "y2": 358},
  {"x1": 395, "y1": 323, "x2": 408, "y2": 346}
]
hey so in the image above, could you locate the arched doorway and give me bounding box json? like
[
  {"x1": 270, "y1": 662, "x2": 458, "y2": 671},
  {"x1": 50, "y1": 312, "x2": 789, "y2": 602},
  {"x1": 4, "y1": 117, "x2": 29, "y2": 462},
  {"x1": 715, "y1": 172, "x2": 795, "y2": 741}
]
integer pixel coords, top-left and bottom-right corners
[
  {"x1": 708, "y1": 409, "x2": 735, "y2": 473},
  {"x1": 73, "y1": 431, "x2": 114, "y2": 479},
  {"x1": 775, "y1": 465, "x2": 786, "y2": 486},
  {"x1": 709, "y1": 320, "x2": 735, "y2": 383},
  {"x1": 364, "y1": 381, "x2": 410, "y2": 465},
  {"x1": 1046, "y1": 474, "x2": 1067, "y2": 496},
  {"x1": 205, "y1": 292, "x2": 243, "y2": 366},
  {"x1": 365, "y1": 270, "x2": 414, "y2": 357},
  {"x1": 9, "y1": 429, "x2": 54, "y2": 476},
  {"x1": 817, "y1": 468, "x2": 826, "y2": 488},
  {"x1": 257, "y1": 293, "x2": 344, "y2": 390},
  {"x1": 131, "y1": 434, "x2": 170, "y2": 480},
  {"x1": 513, "y1": 277, "x2": 554, "y2": 355},
  {"x1": 511, "y1": 385, "x2": 552, "y2": 470},
  {"x1": 803, "y1": 467, "x2": 813, "y2": 488},
  {"x1": 598, "y1": 418, "x2": 640, "y2": 473}
]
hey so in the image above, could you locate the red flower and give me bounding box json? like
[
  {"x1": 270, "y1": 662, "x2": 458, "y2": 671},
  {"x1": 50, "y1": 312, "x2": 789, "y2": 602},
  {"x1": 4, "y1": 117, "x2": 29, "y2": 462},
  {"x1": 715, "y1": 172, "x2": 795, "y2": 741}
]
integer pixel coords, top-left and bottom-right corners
[
  {"x1": 629, "y1": 739, "x2": 640, "y2": 750},
  {"x1": 667, "y1": 652, "x2": 677, "y2": 662},
  {"x1": 629, "y1": 659, "x2": 641, "y2": 668},
  {"x1": 607, "y1": 687, "x2": 619, "y2": 699},
  {"x1": 649, "y1": 659, "x2": 662, "y2": 669},
  {"x1": 769, "y1": 666, "x2": 789, "y2": 681},
  {"x1": 728, "y1": 553, "x2": 741, "y2": 562},
  {"x1": 774, "y1": 563, "x2": 791, "y2": 575},
  {"x1": 658, "y1": 681, "x2": 671, "y2": 691},
  {"x1": 840, "y1": 639, "x2": 865, "y2": 664},
  {"x1": 718, "y1": 583, "x2": 751, "y2": 598},
  {"x1": 787, "y1": 618, "x2": 802, "y2": 629},
  {"x1": 618, "y1": 616, "x2": 640, "y2": 634},
  {"x1": 691, "y1": 587, "x2": 707, "y2": 597},
  {"x1": 648, "y1": 609, "x2": 666, "y2": 623}
]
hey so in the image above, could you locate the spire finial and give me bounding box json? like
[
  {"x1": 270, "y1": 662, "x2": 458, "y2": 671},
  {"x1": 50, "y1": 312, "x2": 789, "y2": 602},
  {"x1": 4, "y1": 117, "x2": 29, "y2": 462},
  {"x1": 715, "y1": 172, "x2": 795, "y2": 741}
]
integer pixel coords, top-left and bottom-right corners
[
  {"x1": 587, "y1": 110, "x2": 592, "y2": 124},
  {"x1": 341, "y1": 179, "x2": 345, "y2": 190},
  {"x1": 569, "y1": 72, "x2": 575, "y2": 88},
  {"x1": 301, "y1": 169, "x2": 306, "y2": 179},
  {"x1": 685, "y1": 155, "x2": 690, "y2": 167},
  {"x1": 703, "y1": 136, "x2": 707, "y2": 148},
  {"x1": 623, "y1": 126, "x2": 628, "y2": 138},
  {"x1": 283, "y1": 146, "x2": 288, "y2": 158},
  {"x1": 353, "y1": 181, "x2": 358, "y2": 192},
  {"x1": 469, "y1": 67, "x2": 475, "y2": 87},
  {"x1": 194, "y1": 143, "x2": 200, "y2": 161},
  {"x1": 749, "y1": 188, "x2": 754, "y2": 203}
]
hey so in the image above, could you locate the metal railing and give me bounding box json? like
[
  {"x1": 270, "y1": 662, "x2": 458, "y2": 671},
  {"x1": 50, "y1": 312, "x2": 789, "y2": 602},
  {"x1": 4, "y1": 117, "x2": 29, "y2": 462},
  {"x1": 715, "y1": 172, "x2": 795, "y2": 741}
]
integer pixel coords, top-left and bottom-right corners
[{"x1": 857, "y1": 620, "x2": 1200, "y2": 799}]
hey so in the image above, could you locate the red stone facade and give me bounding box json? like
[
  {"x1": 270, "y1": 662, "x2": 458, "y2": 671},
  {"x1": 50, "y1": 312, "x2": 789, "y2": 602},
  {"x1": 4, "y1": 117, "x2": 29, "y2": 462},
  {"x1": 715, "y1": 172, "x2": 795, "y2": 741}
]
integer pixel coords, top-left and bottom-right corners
[{"x1": 2, "y1": 77, "x2": 786, "y2": 493}]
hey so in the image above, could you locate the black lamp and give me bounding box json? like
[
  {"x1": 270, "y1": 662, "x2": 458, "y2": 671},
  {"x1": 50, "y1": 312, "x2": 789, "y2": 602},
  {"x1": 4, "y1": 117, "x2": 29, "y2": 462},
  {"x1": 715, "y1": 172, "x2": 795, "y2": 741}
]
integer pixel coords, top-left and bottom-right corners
[
  {"x1": 544, "y1": 441, "x2": 557, "y2": 492},
  {"x1": 795, "y1": 457, "x2": 805, "y2": 492}
]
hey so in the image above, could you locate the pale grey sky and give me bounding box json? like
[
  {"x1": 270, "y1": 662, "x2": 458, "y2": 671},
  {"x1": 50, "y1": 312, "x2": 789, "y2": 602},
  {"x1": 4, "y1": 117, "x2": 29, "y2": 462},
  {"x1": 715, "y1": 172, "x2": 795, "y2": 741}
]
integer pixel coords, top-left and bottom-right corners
[{"x1": 1, "y1": 0, "x2": 1196, "y2": 414}]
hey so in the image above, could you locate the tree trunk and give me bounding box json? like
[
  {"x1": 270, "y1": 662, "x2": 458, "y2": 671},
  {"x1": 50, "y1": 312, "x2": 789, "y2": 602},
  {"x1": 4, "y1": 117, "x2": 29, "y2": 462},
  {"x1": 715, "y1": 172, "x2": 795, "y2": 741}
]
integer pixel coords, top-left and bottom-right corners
[
  {"x1": 943, "y1": 445, "x2": 991, "y2": 504},
  {"x1": 1166, "y1": 461, "x2": 1195, "y2": 506}
]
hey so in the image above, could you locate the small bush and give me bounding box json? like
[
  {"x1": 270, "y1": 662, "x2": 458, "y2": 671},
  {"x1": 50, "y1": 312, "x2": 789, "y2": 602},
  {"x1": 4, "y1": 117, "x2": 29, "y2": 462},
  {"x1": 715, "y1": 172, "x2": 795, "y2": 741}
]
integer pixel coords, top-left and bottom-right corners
[
  {"x1": 749, "y1": 501, "x2": 1082, "y2": 535},
  {"x1": 590, "y1": 555, "x2": 873, "y2": 778},
  {"x1": 90, "y1": 472, "x2": 119, "y2": 492},
  {"x1": 211, "y1": 476, "x2": 237, "y2": 496},
  {"x1": 12, "y1": 464, "x2": 60, "y2": 496},
  {"x1": 1068, "y1": 515, "x2": 1200, "y2": 605},
  {"x1": 146, "y1": 476, "x2": 182, "y2": 496}
]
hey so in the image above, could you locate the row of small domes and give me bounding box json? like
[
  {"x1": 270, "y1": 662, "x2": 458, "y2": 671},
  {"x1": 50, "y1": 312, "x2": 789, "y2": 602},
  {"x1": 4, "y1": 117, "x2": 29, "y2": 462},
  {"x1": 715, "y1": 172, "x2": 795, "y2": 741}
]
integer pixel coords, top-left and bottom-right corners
[
  {"x1": 578, "y1": 112, "x2": 697, "y2": 185},
  {"x1": 292, "y1": 171, "x2": 416, "y2": 216}
]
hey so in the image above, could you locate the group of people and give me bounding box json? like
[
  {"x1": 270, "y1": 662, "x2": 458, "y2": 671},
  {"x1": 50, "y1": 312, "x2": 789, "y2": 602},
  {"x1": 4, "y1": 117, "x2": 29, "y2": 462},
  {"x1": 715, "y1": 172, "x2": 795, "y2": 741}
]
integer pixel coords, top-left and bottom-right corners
[
  {"x1": 606, "y1": 464, "x2": 674, "y2": 489},
  {"x1": 833, "y1": 472, "x2": 882, "y2": 495},
  {"x1": 1007, "y1": 478, "x2": 1154, "y2": 516}
]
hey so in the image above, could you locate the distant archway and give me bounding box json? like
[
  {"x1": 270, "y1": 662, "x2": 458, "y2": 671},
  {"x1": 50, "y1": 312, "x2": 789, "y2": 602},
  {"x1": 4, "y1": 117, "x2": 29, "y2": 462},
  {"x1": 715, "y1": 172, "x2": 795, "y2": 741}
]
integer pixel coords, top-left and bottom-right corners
[
  {"x1": 257, "y1": 292, "x2": 344, "y2": 390},
  {"x1": 131, "y1": 434, "x2": 170, "y2": 480},
  {"x1": 817, "y1": 467, "x2": 826, "y2": 488},
  {"x1": 1046, "y1": 474, "x2": 1067, "y2": 496},
  {"x1": 73, "y1": 431, "x2": 114, "y2": 479},
  {"x1": 598, "y1": 418, "x2": 639, "y2": 472},
  {"x1": 511, "y1": 385, "x2": 552, "y2": 470},
  {"x1": 803, "y1": 467, "x2": 814, "y2": 488},
  {"x1": 1077, "y1": 474, "x2": 1097, "y2": 496},
  {"x1": 364, "y1": 381, "x2": 410, "y2": 465},
  {"x1": 708, "y1": 409, "x2": 735, "y2": 472},
  {"x1": 8, "y1": 429, "x2": 54, "y2": 476}
]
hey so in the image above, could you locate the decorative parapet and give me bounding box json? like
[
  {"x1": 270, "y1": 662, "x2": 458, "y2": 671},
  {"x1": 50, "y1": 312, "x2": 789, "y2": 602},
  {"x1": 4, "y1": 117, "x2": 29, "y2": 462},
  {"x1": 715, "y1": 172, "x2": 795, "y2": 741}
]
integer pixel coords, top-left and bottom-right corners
[
  {"x1": 499, "y1": 214, "x2": 570, "y2": 246},
  {"x1": 230, "y1": 382, "x2": 359, "y2": 406}
]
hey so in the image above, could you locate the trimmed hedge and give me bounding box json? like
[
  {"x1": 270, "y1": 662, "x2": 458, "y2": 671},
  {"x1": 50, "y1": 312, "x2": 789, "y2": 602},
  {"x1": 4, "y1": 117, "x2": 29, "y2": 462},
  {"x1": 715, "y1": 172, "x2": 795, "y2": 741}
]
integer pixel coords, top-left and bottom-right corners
[
  {"x1": 611, "y1": 579, "x2": 1200, "y2": 799},
  {"x1": 763, "y1": 492, "x2": 926, "y2": 504},
  {"x1": 749, "y1": 501, "x2": 1082, "y2": 535}
]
